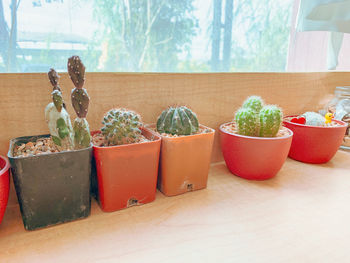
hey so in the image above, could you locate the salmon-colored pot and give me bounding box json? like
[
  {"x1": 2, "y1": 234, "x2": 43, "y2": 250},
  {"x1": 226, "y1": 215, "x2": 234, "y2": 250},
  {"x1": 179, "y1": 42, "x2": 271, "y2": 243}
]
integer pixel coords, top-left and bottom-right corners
[
  {"x1": 148, "y1": 125, "x2": 215, "y2": 197},
  {"x1": 220, "y1": 122, "x2": 293, "y2": 180},
  {"x1": 92, "y1": 127, "x2": 161, "y2": 212},
  {"x1": 283, "y1": 116, "x2": 347, "y2": 164},
  {"x1": 0, "y1": 155, "x2": 10, "y2": 225}
]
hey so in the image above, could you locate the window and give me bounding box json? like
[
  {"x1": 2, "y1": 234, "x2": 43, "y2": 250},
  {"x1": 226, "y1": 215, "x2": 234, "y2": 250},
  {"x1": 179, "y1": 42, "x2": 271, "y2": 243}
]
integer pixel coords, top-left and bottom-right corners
[{"x1": 0, "y1": 0, "x2": 293, "y2": 73}]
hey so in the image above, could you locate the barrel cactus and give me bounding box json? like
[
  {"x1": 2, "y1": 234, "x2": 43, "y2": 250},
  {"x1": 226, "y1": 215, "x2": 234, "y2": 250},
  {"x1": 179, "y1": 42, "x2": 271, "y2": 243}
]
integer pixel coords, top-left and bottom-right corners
[
  {"x1": 303, "y1": 112, "x2": 325, "y2": 126},
  {"x1": 156, "y1": 106, "x2": 199, "y2": 135},
  {"x1": 234, "y1": 96, "x2": 283, "y2": 137},
  {"x1": 45, "y1": 69, "x2": 74, "y2": 151},
  {"x1": 68, "y1": 56, "x2": 91, "y2": 149},
  {"x1": 235, "y1": 108, "x2": 259, "y2": 136},
  {"x1": 259, "y1": 105, "x2": 282, "y2": 137},
  {"x1": 101, "y1": 108, "x2": 143, "y2": 146}
]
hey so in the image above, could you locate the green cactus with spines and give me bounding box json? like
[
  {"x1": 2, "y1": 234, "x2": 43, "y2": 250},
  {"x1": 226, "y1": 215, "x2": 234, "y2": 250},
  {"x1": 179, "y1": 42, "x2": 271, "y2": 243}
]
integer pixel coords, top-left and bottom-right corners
[
  {"x1": 242, "y1": 96, "x2": 264, "y2": 114},
  {"x1": 259, "y1": 105, "x2": 282, "y2": 137},
  {"x1": 156, "y1": 106, "x2": 199, "y2": 135},
  {"x1": 68, "y1": 56, "x2": 91, "y2": 149},
  {"x1": 101, "y1": 108, "x2": 143, "y2": 146},
  {"x1": 235, "y1": 108, "x2": 259, "y2": 136},
  {"x1": 234, "y1": 96, "x2": 283, "y2": 138},
  {"x1": 45, "y1": 69, "x2": 74, "y2": 151}
]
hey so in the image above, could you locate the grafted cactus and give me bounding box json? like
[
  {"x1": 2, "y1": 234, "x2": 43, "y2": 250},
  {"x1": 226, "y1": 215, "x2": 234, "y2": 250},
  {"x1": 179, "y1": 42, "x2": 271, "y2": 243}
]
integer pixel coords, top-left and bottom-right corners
[
  {"x1": 234, "y1": 96, "x2": 283, "y2": 137},
  {"x1": 242, "y1": 96, "x2": 264, "y2": 114},
  {"x1": 68, "y1": 56, "x2": 91, "y2": 149},
  {"x1": 156, "y1": 106, "x2": 199, "y2": 135},
  {"x1": 259, "y1": 105, "x2": 282, "y2": 137},
  {"x1": 235, "y1": 108, "x2": 259, "y2": 136},
  {"x1": 45, "y1": 69, "x2": 74, "y2": 151},
  {"x1": 101, "y1": 108, "x2": 143, "y2": 146}
]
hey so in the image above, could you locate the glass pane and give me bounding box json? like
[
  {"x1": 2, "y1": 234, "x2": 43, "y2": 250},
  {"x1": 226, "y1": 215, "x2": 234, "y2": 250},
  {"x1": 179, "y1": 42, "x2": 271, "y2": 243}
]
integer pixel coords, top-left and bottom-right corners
[{"x1": 0, "y1": 0, "x2": 293, "y2": 73}]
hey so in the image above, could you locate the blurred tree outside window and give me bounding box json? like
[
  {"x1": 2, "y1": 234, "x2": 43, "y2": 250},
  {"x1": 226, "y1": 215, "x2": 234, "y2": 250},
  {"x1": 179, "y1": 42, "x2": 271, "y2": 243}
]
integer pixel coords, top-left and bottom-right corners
[{"x1": 0, "y1": 0, "x2": 293, "y2": 73}]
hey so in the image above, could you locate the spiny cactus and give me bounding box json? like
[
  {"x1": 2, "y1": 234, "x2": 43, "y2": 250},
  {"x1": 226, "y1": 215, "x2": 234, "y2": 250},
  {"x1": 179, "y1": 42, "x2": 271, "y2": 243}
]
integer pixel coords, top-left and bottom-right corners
[
  {"x1": 68, "y1": 56, "x2": 91, "y2": 149},
  {"x1": 234, "y1": 96, "x2": 283, "y2": 137},
  {"x1": 45, "y1": 69, "x2": 74, "y2": 151},
  {"x1": 235, "y1": 108, "x2": 259, "y2": 136},
  {"x1": 259, "y1": 105, "x2": 282, "y2": 137},
  {"x1": 242, "y1": 96, "x2": 264, "y2": 114},
  {"x1": 303, "y1": 112, "x2": 325, "y2": 126},
  {"x1": 101, "y1": 108, "x2": 142, "y2": 146},
  {"x1": 156, "y1": 106, "x2": 199, "y2": 135}
]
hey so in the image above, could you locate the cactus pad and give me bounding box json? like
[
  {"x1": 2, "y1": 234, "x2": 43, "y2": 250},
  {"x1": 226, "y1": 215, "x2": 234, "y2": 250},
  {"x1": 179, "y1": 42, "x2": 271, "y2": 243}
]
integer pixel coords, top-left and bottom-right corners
[
  {"x1": 156, "y1": 106, "x2": 199, "y2": 135},
  {"x1": 101, "y1": 108, "x2": 142, "y2": 146},
  {"x1": 73, "y1": 118, "x2": 91, "y2": 149},
  {"x1": 71, "y1": 88, "x2": 90, "y2": 118},
  {"x1": 235, "y1": 108, "x2": 259, "y2": 136},
  {"x1": 48, "y1": 68, "x2": 61, "y2": 91},
  {"x1": 68, "y1": 56, "x2": 85, "y2": 89},
  {"x1": 52, "y1": 90, "x2": 63, "y2": 112}
]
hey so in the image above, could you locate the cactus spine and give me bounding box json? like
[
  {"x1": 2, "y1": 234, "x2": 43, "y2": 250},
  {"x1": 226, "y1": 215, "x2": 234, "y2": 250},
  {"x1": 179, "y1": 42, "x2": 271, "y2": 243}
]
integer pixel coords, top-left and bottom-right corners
[
  {"x1": 156, "y1": 106, "x2": 199, "y2": 135},
  {"x1": 259, "y1": 105, "x2": 282, "y2": 137},
  {"x1": 101, "y1": 108, "x2": 142, "y2": 146},
  {"x1": 68, "y1": 56, "x2": 91, "y2": 149},
  {"x1": 45, "y1": 69, "x2": 74, "y2": 151},
  {"x1": 234, "y1": 96, "x2": 283, "y2": 137}
]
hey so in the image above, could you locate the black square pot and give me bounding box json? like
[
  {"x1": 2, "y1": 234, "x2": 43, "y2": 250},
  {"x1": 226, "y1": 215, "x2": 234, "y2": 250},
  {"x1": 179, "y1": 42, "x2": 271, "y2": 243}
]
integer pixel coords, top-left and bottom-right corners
[{"x1": 8, "y1": 134, "x2": 92, "y2": 230}]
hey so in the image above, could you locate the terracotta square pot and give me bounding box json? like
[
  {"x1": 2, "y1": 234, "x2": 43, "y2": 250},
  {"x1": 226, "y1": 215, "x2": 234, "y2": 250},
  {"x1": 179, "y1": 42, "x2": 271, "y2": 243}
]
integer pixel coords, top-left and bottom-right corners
[
  {"x1": 8, "y1": 134, "x2": 92, "y2": 231},
  {"x1": 0, "y1": 155, "x2": 10, "y2": 225},
  {"x1": 148, "y1": 125, "x2": 215, "y2": 196},
  {"x1": 92, "y1": 127, "x2": 161, "y2": 212}
]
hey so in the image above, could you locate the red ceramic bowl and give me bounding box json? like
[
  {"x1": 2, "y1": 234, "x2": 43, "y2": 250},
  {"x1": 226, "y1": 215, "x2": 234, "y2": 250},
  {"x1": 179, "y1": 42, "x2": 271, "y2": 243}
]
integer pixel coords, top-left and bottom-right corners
[
  {"x1": 0, "y1": 155, "x2": 10, "y2": 225},
  {"x1": 219, "y1": 123, "x2": 293, "y2": 180},
  {"x1": 283, "y1": 115, "x2": 347, "y2": 164}
]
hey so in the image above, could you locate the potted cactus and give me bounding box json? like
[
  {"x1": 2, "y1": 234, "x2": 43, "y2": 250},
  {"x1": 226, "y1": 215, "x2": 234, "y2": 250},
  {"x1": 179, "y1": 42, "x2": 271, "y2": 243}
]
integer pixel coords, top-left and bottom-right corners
[
  {"x1": 283, "y1": 112, "x2": 347, "y2": 163},
  {"x1": 92, "y1": 108, "x2": 161, "y2": 212},
  {"x1": 7, "y1": 56, "x2": 92, "y2": 230},
  {"x1": 0, "y1": 155, "x2": 10, "y2": 225},
  {"x1": 150, "y1": 106, "x2": 215, "y2": 196},
  {"x1": 219, "y1": 96, "x2": 293, "y2": 180}
]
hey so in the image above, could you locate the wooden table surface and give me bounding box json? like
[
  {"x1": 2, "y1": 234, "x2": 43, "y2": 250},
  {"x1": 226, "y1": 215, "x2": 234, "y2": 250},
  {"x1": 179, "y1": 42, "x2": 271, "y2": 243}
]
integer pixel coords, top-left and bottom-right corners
[{"x1": 1, "y1": 150, "x2": 350, "y2": 263}]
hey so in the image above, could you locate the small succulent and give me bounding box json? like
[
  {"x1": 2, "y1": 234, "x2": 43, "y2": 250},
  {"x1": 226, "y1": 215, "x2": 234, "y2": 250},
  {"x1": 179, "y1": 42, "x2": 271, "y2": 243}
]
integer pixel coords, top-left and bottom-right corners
[
  {"x1": 303, "y1": 112, "x2": 325, "y2": 126},
  {"x1": 68, "y1": 56, "x2": 91, "y2": 149},
  {"x1": 45, "y1": 69, "x2": 74, "y2": 151},
  {"x1": 235, "y1": 96, "x2": 282, "y2": 137},
  {"x1": 156, "y1": 106, "x2": 199, "y2": 135},
  {"x1": 101, "y1": 108, "x2": 143, "y2": 146}
]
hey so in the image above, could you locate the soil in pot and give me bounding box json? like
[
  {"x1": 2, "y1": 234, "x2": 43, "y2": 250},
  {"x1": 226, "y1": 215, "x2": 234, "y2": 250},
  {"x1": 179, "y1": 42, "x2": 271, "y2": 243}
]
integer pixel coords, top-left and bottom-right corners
[
  {"x1": 92, "y1": 127, "x2": 161, "y2": 212},
  {"x1": 149, "y1": 125, "x2": 215, "y2": 197},
  {"x1": 220, "y1": 122, "x2": 293, "y2": 180},
  {"x1": 0, "y1": 156, "x2": 10, "y2": 225},
  {"x1": 8, "y1": 134, "x2": 92, "y2": 231}
]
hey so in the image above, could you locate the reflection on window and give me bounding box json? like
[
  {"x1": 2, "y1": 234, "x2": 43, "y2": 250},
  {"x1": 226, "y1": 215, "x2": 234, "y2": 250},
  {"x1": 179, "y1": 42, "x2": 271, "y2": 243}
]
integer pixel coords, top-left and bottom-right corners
[{"x1": 0, "y1": 0, "x2": 292, "y2": 73}]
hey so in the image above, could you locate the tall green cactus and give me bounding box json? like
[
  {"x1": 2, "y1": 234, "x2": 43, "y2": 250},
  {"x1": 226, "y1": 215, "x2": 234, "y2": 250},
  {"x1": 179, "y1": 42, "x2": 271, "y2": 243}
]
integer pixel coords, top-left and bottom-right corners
[
  {"x1": 259, "y1": 105, "x2": 282, "y2": 137},
  {"x1": 235, "y1": 108, "x2": 259, "y2": 136},
  {"x1": 101, "y1": 108, "x2": 143, "y2": 146},
  {"x1": 68, "y1": 56, "x2": 91, "y2": 149},
  {"x1": 45, "y1": 69, "x2": 74, "y2": 151},
  {"x1": 156, "y1": 106, "x2": 199, "y2": 135},
  {"x1": 234, "y1": 96, "x2": 283, "y2": 138}
]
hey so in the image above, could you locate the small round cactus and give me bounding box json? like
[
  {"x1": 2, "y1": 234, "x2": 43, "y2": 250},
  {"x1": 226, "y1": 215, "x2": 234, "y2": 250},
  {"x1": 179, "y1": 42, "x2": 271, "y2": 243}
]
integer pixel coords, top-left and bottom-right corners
[
  {"x1": 101, "y1": 108, "x2": 143, "y2": 146},
  {"x1": 156, "y1": 106, "x2": 199, "y2": 135},
  {"x1": 303, "y1": 112, "x2": 325, "y2": 126},
  {"x1": 235, "y1": 108, "x2": 259, "y2": 136},
  {"x1": 259, "y1": 105, "x2": 282, "y2": 137},
  {"x1": 242, "y1": 96, "x2": 264, "y2": 114}
]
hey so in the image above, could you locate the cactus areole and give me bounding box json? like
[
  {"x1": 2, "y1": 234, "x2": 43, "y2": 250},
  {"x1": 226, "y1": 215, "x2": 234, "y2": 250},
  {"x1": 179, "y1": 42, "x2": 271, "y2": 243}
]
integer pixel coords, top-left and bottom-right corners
[{"x1": 156, "y1": 106, "x2": 199, "y2": 135}]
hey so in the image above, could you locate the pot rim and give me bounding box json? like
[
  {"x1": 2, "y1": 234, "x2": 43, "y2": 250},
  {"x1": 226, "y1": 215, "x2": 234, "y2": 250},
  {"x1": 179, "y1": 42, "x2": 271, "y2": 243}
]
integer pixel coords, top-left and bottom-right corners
[
  {"x1": 0, "y1": 155, "x2": 10, "y2": 175},
  {"x1": 283, "y1": 115, "x2": 347, "y2": 129},
  {"x1": 91, "y1": 126, "x2": 161, "y2": 149},
  {"x1": 219, "y1": 122, "x2": 293, "y2": 141},
  {"x1": 145, "y1": 123, "x2": 215, "y2": 140},
  {"x1": 7, "y1": 134, "x2": 93, "y2": 160}
]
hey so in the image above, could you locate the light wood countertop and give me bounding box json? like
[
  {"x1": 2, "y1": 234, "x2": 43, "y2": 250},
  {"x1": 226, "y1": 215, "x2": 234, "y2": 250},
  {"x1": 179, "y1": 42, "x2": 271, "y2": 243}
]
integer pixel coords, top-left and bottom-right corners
[{"x1": 1, "y1": 150, "x2": 350, "y2": 263}]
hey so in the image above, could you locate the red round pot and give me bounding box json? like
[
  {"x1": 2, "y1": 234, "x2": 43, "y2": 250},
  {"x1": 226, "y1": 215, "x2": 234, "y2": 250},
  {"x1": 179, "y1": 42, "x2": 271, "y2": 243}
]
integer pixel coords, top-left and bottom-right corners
[
  {"x1": 219, "y1": 123, "x2": 293, "y2": 180},
  {"x1": 0, "y1": 155, "x2": 10, "y2": 225},
  {"x1": 283, "y1": 115, "x2": 347, "y2": 164}
]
